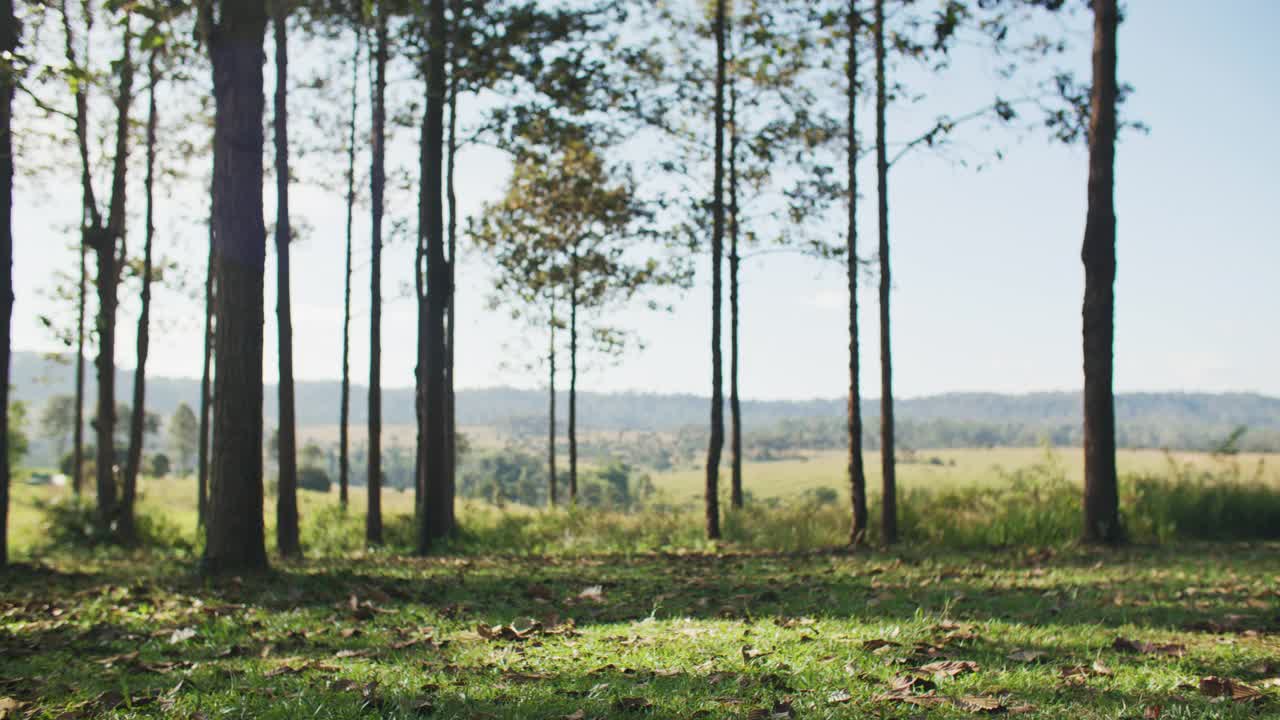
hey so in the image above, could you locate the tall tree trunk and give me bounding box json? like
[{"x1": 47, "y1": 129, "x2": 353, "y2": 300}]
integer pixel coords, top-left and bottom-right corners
[
  {"x1": 121, "y1": 51, "x2": 160, "y2": 544},
  {"x1": 203, "y1": 0, "x2": 269, "y2": 575},
  {"x1": 0, "y1": 0, "x2": 15, "y2": 568},
  {"x1": 339, "y1": 31, "x2": 359, "y2": 511},
  {"x1": 367, "y1": 11, "x2": 387, "y2": 547},
  {"x1": 1081, "y1": 0, "x2": 1120, "y2": 545},
  {"x1": 197, "y1": 233, "x2": 212, "y2": 527},
  {"x1": 445, "y1": 69, "x2": 458, "y2": 526},
  {"x1": 727, "y1": 57, "x2": 742, "y2": 511},
  {"x1": 874, "y1": 0, "x2": 896, "y2": 545},
  {"x1": 705, "y1": 0, "x2": 726, "y2": 541},
  {"x1": 419, "y1": 0, "x2": 450, "y2": 549},
  {"x1": 568, "y1": 248, "x2": 578, "y2": 503},
  {"x1": 548, "y1": 304, "x2": 557, "y2": 506},
  {"x1": 94, "y1": 17, "x2": 136, "y2": 535},
  {"x1": 63, "y1": 0, "x2": 92, "y2": 499},
  {"x1": 73, "y1": 233, "x2": 86, "y2": 496},
  {"x1": 846, "y1": 0, "x2": 867, "y2": 545},
  {"x1": 273, "y1": 0, "x2": 300, "y2": 559}
]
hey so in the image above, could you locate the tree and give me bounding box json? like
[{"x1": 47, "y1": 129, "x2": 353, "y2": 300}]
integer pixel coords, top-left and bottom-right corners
[
  {"x1": 273, "y1": 0, "x2": 300, "y2": 559},
  {"x1": 1081, "y1": 0, "x2": 1121, "y2": 545},
  {"x1": 705, "y1": 0, "x2": 727, "y2": 541},
  {"x1": 366, "y1": 3, "x2": 386, "y2": 547},
  {"x1": 121, "y1": 37, "x2": 164, "y2": 544},
  {"x1": 872, "y1": 0, "x2": 896, "y2": 545},
  {"x1": 57, "y1": 1, "x2": 138, "y2": 535},
  {"x1": 197, "y1": 218, "x2": 213, "y2": 526},
  {"x1": 1, "y1": 0, "x2": 14, "y2": 568},
  {"x1": 844, "y1": 0, "x2": 868, "y2": 545},
  {"x1": 6, "y1": 402, "x2": 24, "y2": 472},
  {"x1": 338, "y1": 29, "x2": 359, "y2": 511},
  {"x1": 472, "y1": 134, "x2": 680, "y2": 504},
  {"x1": 201, "y1": 0, "x2": 270, "y2": 575},
  {"x1": 168, "y1": 403, "x2": 198, "y2": 473},
  {"x1": 40, "y1": 395, "x2": 77, "y2": 465},
  {"x1": 417, "y1": 0, "x2": 450, "y2": 550}
]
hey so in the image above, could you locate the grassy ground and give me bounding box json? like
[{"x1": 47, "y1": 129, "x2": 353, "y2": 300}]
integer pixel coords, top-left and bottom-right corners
[
  {"x1": 2, "y1": 544, "x2": 1278, "y2": 719},
  {"x1": 650, "y1": 448, "x2": 1279, "y2": 503}
]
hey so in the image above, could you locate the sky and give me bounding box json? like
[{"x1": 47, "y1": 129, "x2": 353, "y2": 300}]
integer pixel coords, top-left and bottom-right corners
[{"x1": 10, "y1": 0, "x2": 1280, "y2": 402}]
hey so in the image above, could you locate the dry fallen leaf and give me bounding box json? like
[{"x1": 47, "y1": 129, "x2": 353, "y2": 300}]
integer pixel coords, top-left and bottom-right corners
[
  {"x1": 955, "y1": 695, "x2": 1005, "y2": 713},
  {"x1": 613, "y1": 696, "x2": 652, "y2": 711},
  {"x1": 918, "y1": 660, "x2": 980, "y2": 678},
  {"x1": 1199, "y1": 677, "x2": 1264, "y2": 703},
  {"x1": 1143, "y1": 706, "x2": 1163, "y2": 719},
  {"x1": 1007, "y1": 649, "x2": 1046, "y2": 663},
  {"x1": 827, "y1": 689, "x2": 853, "y2": 704},
  {"x1": 1112, "y1": 637, "x2": 1185, "y2": 657}
]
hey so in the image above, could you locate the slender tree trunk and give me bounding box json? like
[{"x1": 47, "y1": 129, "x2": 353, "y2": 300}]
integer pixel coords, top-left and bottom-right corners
[
  {"x1": 197, "y1": 217, "x2": 213, "y2": 526},
  {"x1": 846, "y1": 0, "x2": 867, "y2": 545},
  {"x1": 419, "y1": 0, "x2": 450, "y2": 549},
  {"x1": 121, "y1": 51, "x2": 160, "y2": 544},
  {"x1": 63, "y1": 0, "x2": 91, "y2": 499},
  {"x1": 95, "y1": 18, "x2": 136, "y2": 535},
  {"x1": 705, "y1": 0, "x2": 726, "y2": 540},
  {"x1": 203, "y1": 0, "x2": 269, "y2": 575},
  {"x1": 445, "y1": 70, "x2": 458, "y2": 528},
  {"x1": 727, "y1": 58, "x2": 742, "y2": 510},
  {"x1": 338, "y1": 31, "x2": 359, "y2": 511},
  {"x1": 1081, "y1": 0, "x2": 1120, "y2": 545},
  {"x1": 273, "y1": 1, "x2": 300, "y2": 559},
  {"x1": 874, "y1": 0, "x2": 896, "y2": 545},
  {"x1": 366, "y1": 11, "x2": 387, "y2": 547},
  {"x1": 0, "y1": 0, "x2": 15, "y2": 568},
  {"x1": 568, "y1": 248, "x2": 578, "y2": 503},
  {"x1": 548, "y1": 304, "x2": 557, "y2": 506},
  {"x1": 73, "y1": 236, "x2": 85, "y2": 496}
]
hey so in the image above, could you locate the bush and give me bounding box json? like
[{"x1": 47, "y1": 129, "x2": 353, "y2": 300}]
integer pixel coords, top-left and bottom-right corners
[
  {"x1": 150, "y1": 453, "x2": 171, "y2": 478},
  {"x1": 37, "y1": 497, "x2": 192, "y2": 553},
  {"x1": 299, "y1": 466, "x2": 332, "y2": 493}
]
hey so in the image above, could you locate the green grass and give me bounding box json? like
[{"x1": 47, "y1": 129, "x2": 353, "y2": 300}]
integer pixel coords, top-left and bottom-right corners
[
  {"x1": 2, "y1": 545, "x2": 1278, "y2": 718},
  {"x1": 649, "y1": 447, "x2": 1280, "y2": 504}
]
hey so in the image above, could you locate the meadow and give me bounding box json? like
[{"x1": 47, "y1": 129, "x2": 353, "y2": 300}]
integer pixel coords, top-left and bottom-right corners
[{"x1": 4, "y1": 448, "x2": 1280, "y2": 718}]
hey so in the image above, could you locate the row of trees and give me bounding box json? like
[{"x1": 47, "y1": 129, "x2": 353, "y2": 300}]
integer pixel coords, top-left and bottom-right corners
[{"x1": 0, "y1": 0, "x2": 1130, "y2": 569}]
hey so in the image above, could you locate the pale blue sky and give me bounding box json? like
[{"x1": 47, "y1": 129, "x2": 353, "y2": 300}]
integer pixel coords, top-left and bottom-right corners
[{"x1": 10, "y1": 0, "x2": 1279, "y2": 401}]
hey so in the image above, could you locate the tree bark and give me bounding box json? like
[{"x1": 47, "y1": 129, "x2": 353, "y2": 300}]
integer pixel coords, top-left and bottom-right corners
[
  {"x1": 197, "y1": 216, "x2": 213, "y2": 527},
  {"x1": 705, "y1": 0, "x2": 726, "y2": 541},
  {"x1": 727, "y1": 53, "x2": 742, "y2": 510},
  {"x1": 73, "y1": 231, "x2": 86, "y2": 497},
  {"x1": 846, "y1": 0, "x2": 868, "y2": 545},
  {"x1": 445, "y1": 67, "x2": 458, "y2": 525},
  {"x1": 203, "y1": 0, "x2": 269, "y2": 575},
  {"x1": 568, "y1": 247, "x2": 578, "y2": 503},
  {"x1": 367, "y1": 10, "x2": 387, "y2": 547},
  {"x1": 874, "y1": 0, "x2": 896, "y2": 545},
  {"x1": 1081, "y1": 0, "x2": 1121, "y2": 545},
  {"x1": 94, "y1": 17, "x2": 136, "y2": 535},
  {"x1": 419, "y1": 0, "x2": 451, "y2": 549},
  {"x1": 121, "y1": 51, "x2": 160, "y2": 544},
  {"x1": 339, "y1": 31, "x2": 359, "y2": 511},
  {"x1": 548, "y1": 304, "x2": 557, "y2": 506},
  {"x1": 273, "y1": 0, "x2": 300, "y2": 559},
  {"x1": 0, "y1": 0, "x2": 15, "y2": 568},
  {"x1": 62, "y1": 0, "x2": 91, "y2": 499}
]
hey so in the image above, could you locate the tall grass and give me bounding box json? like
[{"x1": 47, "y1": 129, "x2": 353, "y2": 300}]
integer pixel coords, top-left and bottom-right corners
[{"x1": 30, "y1": 452, "x2": 1280, "y2": 558}]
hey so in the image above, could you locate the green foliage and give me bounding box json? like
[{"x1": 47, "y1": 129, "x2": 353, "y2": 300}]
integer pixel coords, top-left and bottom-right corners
[
  {"x1": 167, "y1": 402, "x2": 198, "y2": 472},
  {"x1": 1127, "y1": 455, "x2": 1280, "y2": 542},
  {"x1": 299, "y1": 466, "x2": 333, "y2": 493},
  {"x1": 8, "y1": 400, "x2": 29, "y2": 468},
  {"x1": 149, "y1": 452, "x2": 171, "y2": 477},
  {"x1": 36, "y1": 496, "x2": 191, "y2": 553}
]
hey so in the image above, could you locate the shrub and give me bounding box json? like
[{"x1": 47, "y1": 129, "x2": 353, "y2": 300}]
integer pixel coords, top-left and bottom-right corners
[
  {"x1": 37, "y1": 497, "x2": 192, "y2": 553},
  {"x1": 299, "y1": 467, "x2": 332, "y2": 493}
]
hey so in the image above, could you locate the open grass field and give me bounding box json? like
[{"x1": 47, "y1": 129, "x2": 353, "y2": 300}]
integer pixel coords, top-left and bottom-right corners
[
  {"x1": 2, "y1": 545, "x2": 1278, "y2": 718},
  {"x1": 649, "y1": 447, "x2": 1279, "y2": 504}
]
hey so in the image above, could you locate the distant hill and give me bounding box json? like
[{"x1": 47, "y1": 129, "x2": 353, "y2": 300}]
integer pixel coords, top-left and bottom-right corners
[{"x1": 11, "y1": 351, "x2": 1280, "y2": 464}]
